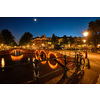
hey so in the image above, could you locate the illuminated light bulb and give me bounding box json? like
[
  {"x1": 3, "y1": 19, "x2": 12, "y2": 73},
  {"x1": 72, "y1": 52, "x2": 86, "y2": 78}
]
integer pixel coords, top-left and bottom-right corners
[
  {"x1": 83, "y1": 40, "x2": 86, "y2": 43},
  {"x1": 83, "y1": 31, "x2": 88, "y2": 37}
]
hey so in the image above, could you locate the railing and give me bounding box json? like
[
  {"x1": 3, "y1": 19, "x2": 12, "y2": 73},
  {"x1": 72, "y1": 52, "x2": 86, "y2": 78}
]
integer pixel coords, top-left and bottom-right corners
[
  {"x1": 0, "y1": 50, "x2": 87, "y2": 84},
  {"x1": 26, "y1": 53, "x2": 86, "y2": 84}
]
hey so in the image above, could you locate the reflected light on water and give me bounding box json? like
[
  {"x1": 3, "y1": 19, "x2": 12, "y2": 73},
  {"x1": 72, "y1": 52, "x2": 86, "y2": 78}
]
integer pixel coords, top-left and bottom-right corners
[
  {"x1": 35, "y1": 50, "x2": 40, "y2": 60},
  {"x1": 11, "y1": 55, "x2": 23, "y2": 61},
  {"x1": 48, "y1": 52, "x2": 58, "y2": 69},
  {"x1": 1, "y1": 58, "x2": 5, "y2": 68},
  {"x1": 28, "y1": 58, "x2": 30, "y2": 62},
  {"x1": 33, "y1": 58, "x2": 35, "y2": 67},
  {"x1": 40, "y1": 50, "x2": 47, "y2": 64}
]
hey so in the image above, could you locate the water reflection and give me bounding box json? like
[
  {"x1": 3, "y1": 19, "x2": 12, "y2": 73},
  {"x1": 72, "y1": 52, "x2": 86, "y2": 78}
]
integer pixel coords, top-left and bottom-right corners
[
  {"x1": 11, "y1": 50, "x2": 23, "y2": 61},
  {"x1": 48, "y1": 52, "x2": 58, "y2": 69},
  {"x1": 1, "y1": 50, "x2": 59, "y2": 70},
  {"x1": 40, "y1": 50, "x2": 47, "y2": 64},
  {"x1": 11, "y1": 55, "x2": 23, "y2": 61},
  {"x1": 28, "y1": 58, "x2": 30, "y2": 62},
  {"x1": 0, "y1": 50, "x2": 63, "y2": 83},
  {"x1": 35, "y1": 50, "x2": 58, "y2": 69},
  {"x1": 1, "y1": 58, "x2": 5, "y2": 68},
  {"x1": 35, "y1": 50, "x2": 40, "y2": 60}
]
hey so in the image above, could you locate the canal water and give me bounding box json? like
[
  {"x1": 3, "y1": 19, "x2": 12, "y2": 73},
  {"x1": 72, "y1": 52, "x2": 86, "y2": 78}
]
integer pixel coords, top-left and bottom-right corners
[{"x1": 0, "y1": 50, "x2": 64, "y2": 84}]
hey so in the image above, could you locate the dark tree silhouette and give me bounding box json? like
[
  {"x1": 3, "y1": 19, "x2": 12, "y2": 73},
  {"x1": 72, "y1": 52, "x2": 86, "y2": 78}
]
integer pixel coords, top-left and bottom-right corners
[
  {"x1": 87, "y1": 19, "x2": 100, "y2": 48},
  {"x1": 51, "y1": 34, "x2": 58, "y2": 44},
  {"x1": 62, "y1": 35, "x2": 68, "y2": 44},
  {"x1": 1, "y1": 29, "x2": 17, "y2": 46},
  {"x1": 0, "y1": 34, "x2": 4, "y2": 44},
  {"x1": 19, "y1": 32, "x2": 33, "y2": 46},
  {"x1": 69, "y1": 36, "x2": 75, "y2": 46}
]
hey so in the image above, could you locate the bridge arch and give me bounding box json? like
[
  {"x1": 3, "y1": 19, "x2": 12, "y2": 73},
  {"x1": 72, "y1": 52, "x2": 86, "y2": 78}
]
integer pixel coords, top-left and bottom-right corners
[{"x1": 10, "y1": 48, "x2": 24, "y2": 54}]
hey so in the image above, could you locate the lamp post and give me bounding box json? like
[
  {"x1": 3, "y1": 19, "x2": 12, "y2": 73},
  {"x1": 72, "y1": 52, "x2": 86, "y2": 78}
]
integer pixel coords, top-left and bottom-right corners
[{"x1": 83, "y1": 30, "x2": 88, "y2": 58}]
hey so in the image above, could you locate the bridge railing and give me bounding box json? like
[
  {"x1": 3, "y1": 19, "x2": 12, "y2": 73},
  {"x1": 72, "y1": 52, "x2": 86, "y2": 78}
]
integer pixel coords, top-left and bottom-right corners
[
  {"x1": 26, "y1": 53, "x2": 85, "y2": 84},
  {"x1": 0, "y1": 51, "x2": 86, "y2": 84}
]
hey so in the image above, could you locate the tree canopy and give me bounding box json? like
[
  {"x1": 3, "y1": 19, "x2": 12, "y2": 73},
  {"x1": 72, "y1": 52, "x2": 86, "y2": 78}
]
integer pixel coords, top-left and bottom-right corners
[
  {"x1": 87, "y1": 19, "x2": 100, "y2": 48},
  {"x1": 1, "y1": 29, "x2": 17, "y2": 46},
  {"x1": 51, "y1": 34, "x2": 58, "y2": 44},
  {"x1": 19, "y1": 32, "x2": 33, "y2": 46},
  {"x1": 69, "y1": 36, "x2": 75, "y2": 46},
  {"x1": 0, "y1": 34, "x2": 4, "y2": 44},
  {"x1": 62, "y1": 35, "x2": 68, "y2": 45}
]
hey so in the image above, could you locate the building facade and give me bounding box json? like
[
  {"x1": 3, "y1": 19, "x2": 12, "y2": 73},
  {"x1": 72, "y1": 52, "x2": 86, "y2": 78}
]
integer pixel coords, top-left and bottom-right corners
[{"x1": 31, "y1": 35, "x2": 51, "y2": 49}]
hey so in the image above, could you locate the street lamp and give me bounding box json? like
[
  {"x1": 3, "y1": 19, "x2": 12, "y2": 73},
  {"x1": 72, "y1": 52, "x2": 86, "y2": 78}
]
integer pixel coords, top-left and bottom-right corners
[
  {"x1": 83, "y1": 39, "x2": 86, "y2": 43},
  {"x1": 83, "y1": 30, "x2": 88, "y2": 58}
]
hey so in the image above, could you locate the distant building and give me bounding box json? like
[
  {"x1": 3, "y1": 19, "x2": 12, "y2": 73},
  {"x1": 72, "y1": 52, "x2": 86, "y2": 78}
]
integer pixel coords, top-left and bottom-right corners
[
  {"x1": 31, "y1": 35, "x2": 97, "y2": 49},
  {"x1": 31, "y1": 35, "x2": 51, "y2": 49}
]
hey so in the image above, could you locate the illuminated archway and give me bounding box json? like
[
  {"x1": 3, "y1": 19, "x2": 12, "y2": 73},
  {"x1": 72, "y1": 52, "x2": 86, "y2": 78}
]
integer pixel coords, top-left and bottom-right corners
[
  {"x1": 39, "y1": 50, "x2": 47, "y2": 64},
  {"x1": 48, "y1": 52, "x2": 58, "y2": 69},
  {"x1": 11, "y1": 49, "x2": 23, "y2": 54},
  {"x1": 35, "y1": 50, "x2": 40, "y2": 60}
]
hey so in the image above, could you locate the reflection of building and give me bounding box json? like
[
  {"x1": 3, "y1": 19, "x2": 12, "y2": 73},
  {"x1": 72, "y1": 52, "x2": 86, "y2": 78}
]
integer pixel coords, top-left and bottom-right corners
[{"x1": 31, "y1": 35, "x2": 51, "y2": 49}]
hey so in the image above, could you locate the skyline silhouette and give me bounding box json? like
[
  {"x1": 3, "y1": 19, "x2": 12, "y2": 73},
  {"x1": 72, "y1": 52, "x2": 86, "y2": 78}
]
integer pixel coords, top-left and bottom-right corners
[{"x1": 0, "y1": 17, "x2": 100, "y2": 43}]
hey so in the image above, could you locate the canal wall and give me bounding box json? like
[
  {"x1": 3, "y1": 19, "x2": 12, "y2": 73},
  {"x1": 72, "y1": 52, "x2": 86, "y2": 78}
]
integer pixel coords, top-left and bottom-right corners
[{"x1": 0, "y1": 50, "x2": 11, "y2": 55}]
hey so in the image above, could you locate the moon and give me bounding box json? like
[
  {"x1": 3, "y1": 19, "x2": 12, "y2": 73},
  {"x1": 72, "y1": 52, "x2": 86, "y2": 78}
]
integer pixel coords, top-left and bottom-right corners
[{"x1": 34, "y1": 18, "x2": 37, "y2": 21}]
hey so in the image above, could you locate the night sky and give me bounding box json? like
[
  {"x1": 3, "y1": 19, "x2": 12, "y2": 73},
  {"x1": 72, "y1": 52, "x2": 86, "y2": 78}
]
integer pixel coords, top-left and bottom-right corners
[{"x1": 0, "y1": 17, "x2": 100, "y2": 43}]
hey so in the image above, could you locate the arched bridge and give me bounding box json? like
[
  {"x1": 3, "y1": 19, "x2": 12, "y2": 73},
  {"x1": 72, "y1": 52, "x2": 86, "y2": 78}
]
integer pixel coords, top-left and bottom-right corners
[
  {"x1": 10, "y1": 48, "x2": 35, "y2": 54},
  {"x1": 0, "y1": 48, "x2": 35, "y2": 55}
]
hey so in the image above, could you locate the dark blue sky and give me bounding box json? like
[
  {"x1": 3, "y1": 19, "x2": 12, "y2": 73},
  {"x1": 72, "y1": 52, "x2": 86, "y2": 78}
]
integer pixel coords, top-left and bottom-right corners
[{"x1": 0, "y1": 17, "x2": 100, "y2": 43}]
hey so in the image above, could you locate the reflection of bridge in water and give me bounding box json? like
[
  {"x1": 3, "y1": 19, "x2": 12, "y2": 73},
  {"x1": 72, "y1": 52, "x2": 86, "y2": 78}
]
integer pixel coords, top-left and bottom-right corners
[{"x1": 0, "y1": 48, "x2": 85, "y2": 84}]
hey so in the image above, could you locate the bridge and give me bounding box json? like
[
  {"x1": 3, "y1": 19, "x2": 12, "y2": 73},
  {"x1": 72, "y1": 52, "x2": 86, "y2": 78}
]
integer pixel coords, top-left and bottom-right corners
[{"x1": 0, "y1": 48, "x2": 35, "y2": 55}]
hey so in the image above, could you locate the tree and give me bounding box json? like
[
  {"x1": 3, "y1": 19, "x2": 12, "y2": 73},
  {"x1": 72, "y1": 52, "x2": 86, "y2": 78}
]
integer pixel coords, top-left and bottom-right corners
[
  {"x1": 1, "y1": 29, "x2": 17, "y2": 46},
  {"x1": 87, "y1": 19, "x2": 100, "y2": 48},
  {"x1": 69, "y1": 36, "x2": 75, "y2": 46},
  {"x1": 62, "y1": 35, "x2": 68, "y2": 45},
  {"x1": 51, "y1": 34, "x2": 58, "y2": 44},
  {"x1": 0, "y1": 34, "x2": 4, "y2": 44},
  {"x1": 19, "y1": 32, "x2": 33, "y2": 46}
]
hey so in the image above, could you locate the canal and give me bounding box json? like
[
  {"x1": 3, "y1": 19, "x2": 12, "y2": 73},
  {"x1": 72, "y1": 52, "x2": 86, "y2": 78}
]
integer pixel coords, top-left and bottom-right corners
[{"x1": 0, "y1": 50, "x2": 64, "y2": 84}]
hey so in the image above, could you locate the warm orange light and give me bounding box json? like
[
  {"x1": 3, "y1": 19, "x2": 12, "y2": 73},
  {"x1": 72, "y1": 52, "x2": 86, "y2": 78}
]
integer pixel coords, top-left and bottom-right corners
[
  {"x1": 48, "y1": 52, "x2": 58, "y2": 69},
  {"x1": 35, "y1": 50, "x2": 40, "y2": 60},
  {"x1": 48, "y1": 61, "x2": 58, "y2": 69},
  {"x1": 1, "y1": 58, "x2": 5, "y2": 68},
  {"x1": 98, "y1": 44, "x2": 100, "y2": 47},
  {"x1": 28, "y1": 58, "x2": 30, "y2": 62},
  {"x1": 40, "y1": 50, "x2": 47, "y2": 64},
  {"x1": 83, "y1": 31, "x2": 88, "y2": 37},
  {"x1": 11, "y1": 49, "x2": 23, "y2": 54},
  {"x1": 11, "y1": 55, "x2": 23, "y2": 61},
  {"x1": 83, "y1": 40, "x2": 86, "y2": 43},
  {"x1": 1, "y1": 44, "x2": 3, "y2": 46}
]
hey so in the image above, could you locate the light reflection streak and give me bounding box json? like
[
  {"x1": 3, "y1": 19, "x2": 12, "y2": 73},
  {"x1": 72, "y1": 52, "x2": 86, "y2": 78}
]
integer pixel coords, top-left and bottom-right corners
[
  {"x1": 1, "y1": 58, "x2": 5, "y2": 68},
  {"x1": 28, "y1": 58, "x2": 30, "y2": 62}
]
